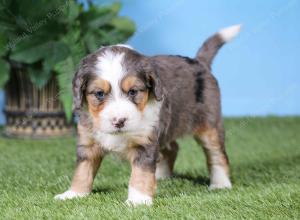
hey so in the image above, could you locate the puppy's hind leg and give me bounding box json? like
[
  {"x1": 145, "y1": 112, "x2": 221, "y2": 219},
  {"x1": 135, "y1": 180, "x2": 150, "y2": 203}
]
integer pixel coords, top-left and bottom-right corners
[
  {"x1": 194, "y1": 125, "x2": 232, "y2": 190},
  {"x1": 155, "y1": 141, "x2": 179, "y2": 180}
]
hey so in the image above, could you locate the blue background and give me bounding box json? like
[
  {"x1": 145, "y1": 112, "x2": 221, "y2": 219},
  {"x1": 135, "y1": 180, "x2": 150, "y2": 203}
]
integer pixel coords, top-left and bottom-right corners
[{"x1": 1, "y1": 0, "x2": 299, "y2": 124}]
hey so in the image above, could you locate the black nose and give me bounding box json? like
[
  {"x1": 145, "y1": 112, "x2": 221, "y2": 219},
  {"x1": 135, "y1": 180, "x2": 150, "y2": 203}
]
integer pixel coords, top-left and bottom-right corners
[{"x1": 112, "y1": 117, "x2": 127, "y2": 129}]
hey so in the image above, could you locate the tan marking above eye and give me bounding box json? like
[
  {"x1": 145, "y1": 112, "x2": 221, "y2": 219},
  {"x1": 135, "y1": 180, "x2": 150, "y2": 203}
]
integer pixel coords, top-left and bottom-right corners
[
  {"x1": 87, "y1": 78, "x2": 111, "y2": 94},
  {"x1": 121, "y1": 75, "x2": 149, "y2": 111},
  {"x1": 121, "y1": 75, "x2": 145, "y2": 92}
]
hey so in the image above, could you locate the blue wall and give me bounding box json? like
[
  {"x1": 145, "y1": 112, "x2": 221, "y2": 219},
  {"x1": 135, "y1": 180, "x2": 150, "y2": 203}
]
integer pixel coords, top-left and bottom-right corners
[
  {"x1": 1, "y1": 0, "x2": 299, "y2": 124},
  {"x1": 117, "y1": 0, "x2": 300, "y2": 116}
]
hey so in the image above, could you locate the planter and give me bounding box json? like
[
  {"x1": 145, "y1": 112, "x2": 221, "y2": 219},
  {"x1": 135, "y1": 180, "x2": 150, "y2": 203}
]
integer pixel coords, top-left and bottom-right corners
[{"x1": 3, "y1": 66, "x2": 73, "y2": 138}]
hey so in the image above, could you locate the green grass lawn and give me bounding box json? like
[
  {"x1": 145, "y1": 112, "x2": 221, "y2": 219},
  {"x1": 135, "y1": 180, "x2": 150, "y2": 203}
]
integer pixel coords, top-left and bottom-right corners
[{"x1": 0, "y1": 117, "x2": 299, "y2": 219}]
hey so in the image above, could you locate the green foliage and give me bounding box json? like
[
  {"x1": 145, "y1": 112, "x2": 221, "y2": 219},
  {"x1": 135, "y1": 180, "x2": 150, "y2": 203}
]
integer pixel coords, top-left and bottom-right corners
[
  {"x1": 54, "y1": 28, "x2": 85, "y2": 121},
  {"x1": 0, "y1": 58, "x2": 9, "y2": 87},
  {"x1": 0, "y1": 0, "x2": 135, "y2": 121}
]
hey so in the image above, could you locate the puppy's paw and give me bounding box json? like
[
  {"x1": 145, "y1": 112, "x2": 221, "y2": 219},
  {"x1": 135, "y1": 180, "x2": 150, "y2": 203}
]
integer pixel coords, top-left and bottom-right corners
[
  {"x1": 209, "y1": 165, "x2": 232, "y2": 190},
  {"x1": 209, "y1": 180, "x2": 232, "y2": 190},
  {"x1": 155, "y1": 159, "x2": 172, "y2": 180},
  {"x1": 126, "y1": 187, "x2": 153, "y2": 207},
  {"x1": 125, "y1": 198, "x2": 152, "y2": 207},
  {"x1": 54, "y1": 190, "x2": 89, "y2": 200},
  {"x1": 126, "y1": 197, "x2": 153, "y2": 207}
]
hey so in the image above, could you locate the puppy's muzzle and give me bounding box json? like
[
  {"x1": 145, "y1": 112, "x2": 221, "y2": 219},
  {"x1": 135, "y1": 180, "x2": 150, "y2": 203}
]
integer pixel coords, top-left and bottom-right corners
[{"x1": 112, "y1": 117, "x2": 127, "y2": 129}]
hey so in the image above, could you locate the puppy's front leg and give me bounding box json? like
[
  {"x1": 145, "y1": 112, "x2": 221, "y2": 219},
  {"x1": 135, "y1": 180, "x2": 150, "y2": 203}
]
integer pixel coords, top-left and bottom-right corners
[
  {"x1": 126, "y1": 145, "x2": 158, "y2": 206},
  {"x1": 55, "y1": 144, "x2": 103, "y2": 200}
]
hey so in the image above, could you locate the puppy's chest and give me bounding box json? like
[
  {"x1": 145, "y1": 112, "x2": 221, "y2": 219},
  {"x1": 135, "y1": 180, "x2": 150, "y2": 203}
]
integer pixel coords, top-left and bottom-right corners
[
  {"x1": 94, "y1": 133, "x2": 129, "y2": 152},
  {"x1": 94, "y1": 131, "x2": 153, "y2": 153}
]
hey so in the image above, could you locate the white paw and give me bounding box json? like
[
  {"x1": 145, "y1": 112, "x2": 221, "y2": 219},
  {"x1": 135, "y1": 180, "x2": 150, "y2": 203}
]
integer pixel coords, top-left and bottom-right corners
[
  {"x1": 155, "y1": 159, "x2": 172, "y2": 180},
  {"x1": 126, "y1": 198, "x2": 152, "y2": 207},
  {"x1": 126, "y1": 187, "x2": 153, "y2": 206},
  {"x1": 209, "y1": 165, "x2": 232, "y2": 190},
  {"x1": 54, "y1": 190, "x2": 89, "y2": 200},
  {"x1": 209, "y1": 181, "x2": 232, "y2": 190}
]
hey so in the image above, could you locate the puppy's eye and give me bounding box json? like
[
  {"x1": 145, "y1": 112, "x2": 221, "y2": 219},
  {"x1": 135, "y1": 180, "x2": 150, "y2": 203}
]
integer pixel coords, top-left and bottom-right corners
[
  {"x1": 128, "y1": 89, "x2": 138, "y2": 97},
  {"x1": 95, "y1": 91, "x2": 105, "y2": 100}
]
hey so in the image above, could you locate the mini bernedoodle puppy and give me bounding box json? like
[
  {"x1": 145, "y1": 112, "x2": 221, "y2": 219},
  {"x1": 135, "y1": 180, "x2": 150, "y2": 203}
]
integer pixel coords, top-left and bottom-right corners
[{"x1": 55, "y1": 25, "x2": 241, "y2": 206}]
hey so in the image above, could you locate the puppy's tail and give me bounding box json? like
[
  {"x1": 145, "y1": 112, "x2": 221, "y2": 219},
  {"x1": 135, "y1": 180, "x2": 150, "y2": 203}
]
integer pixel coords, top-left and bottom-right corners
[{"x1": 196, "y1": 24, "x2": 241, "y2": 67}]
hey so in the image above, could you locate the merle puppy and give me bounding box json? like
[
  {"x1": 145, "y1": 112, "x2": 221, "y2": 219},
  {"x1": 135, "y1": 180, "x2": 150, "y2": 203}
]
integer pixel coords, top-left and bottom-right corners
[{"x1": 55, "y1": 25, "x2": 241, "y2": 206}]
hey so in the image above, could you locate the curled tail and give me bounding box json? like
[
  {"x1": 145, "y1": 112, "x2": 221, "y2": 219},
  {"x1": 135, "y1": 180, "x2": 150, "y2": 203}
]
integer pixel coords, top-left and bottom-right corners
[{"x1": 196, "y1": 24, "x2": 241, "y2": 66}]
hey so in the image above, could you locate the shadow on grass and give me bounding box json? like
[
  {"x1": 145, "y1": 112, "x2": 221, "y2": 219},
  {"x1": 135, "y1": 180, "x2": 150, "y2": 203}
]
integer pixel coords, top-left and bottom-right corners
[
  {"x1": 155, "y1": 173, "x2": 209, "y2": 198},
  {"x1": 173, "y1": 173, "x2": 209, "y2": 186},
  {"x1": 92, "y1": 187, "x2": 114, "y2": 195}
]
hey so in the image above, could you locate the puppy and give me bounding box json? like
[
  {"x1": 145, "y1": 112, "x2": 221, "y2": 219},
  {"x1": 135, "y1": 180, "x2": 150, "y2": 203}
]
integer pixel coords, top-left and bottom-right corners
[{"x1": 55, "y1": 25, "x2": 241, "y2": 206}]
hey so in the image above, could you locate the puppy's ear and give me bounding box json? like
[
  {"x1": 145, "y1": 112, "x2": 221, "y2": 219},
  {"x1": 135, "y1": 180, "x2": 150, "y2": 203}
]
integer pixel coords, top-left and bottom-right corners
[
  {"x1": 72, "y1": 67, "x2": 88, "y2": 112},
  {"x1": 146, "y1": 70, "x2": 164, "y2": 101},
  {"x1": 140, "y1": 59, "x2": 164, "y2": 101}
]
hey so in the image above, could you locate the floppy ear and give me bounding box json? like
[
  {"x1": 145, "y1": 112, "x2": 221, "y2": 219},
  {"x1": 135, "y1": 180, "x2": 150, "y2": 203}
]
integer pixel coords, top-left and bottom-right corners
[
  {"x1": 140, "y1": 59, "x2": 164, "y2": 101},
  {"x1": 146, "y1": 70, "x2": 164, "y2": 101},
  {"x1": 72, "y1": 67, "x2": 88, "y2": 112}
]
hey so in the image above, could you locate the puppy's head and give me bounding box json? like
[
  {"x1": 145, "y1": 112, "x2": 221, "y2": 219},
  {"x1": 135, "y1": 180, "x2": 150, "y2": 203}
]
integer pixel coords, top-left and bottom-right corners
[{"x1": 73, "y1": 45, "x2": 163, "y2": 135}]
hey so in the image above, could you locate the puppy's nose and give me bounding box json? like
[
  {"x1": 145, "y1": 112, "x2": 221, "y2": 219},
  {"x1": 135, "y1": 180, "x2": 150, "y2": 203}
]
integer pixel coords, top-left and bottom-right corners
[{"x1": 112, "y1": 117, "x2": 127, "y2": 129}]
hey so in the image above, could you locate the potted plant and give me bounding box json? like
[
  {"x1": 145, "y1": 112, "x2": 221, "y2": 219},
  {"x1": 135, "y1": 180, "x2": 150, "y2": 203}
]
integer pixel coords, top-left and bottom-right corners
[{"x1": 0, "y1": 0, "x2": 135, "y2": 138}]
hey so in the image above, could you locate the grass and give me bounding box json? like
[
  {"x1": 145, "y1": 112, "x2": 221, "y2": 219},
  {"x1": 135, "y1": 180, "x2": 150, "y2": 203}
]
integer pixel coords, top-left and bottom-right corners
[{"x1": 0, "y1": 117, "x2": 299, "y2": 219}]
